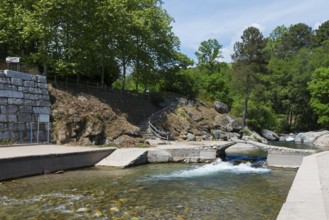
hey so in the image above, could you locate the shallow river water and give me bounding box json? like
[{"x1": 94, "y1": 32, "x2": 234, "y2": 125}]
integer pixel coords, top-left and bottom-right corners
[{"x1": 0, "y1": 158, "x2": 296, "y2": 220}]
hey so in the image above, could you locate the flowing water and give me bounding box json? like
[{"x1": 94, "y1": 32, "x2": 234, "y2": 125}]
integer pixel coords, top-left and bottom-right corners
[{"x1": 0, "y1": 158, "x2": 296, "y2": 220}]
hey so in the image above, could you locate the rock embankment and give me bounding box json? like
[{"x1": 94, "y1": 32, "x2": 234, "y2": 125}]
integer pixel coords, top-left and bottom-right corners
[
  {"x1": 153, "y1": 100, "x2": 268, "y2": 143},
  {"x1": 49, "y1": 85, "x2": 145, "y2": 147}
]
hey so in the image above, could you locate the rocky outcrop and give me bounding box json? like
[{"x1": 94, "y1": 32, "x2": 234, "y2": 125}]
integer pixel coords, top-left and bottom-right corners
[
  {"x1": 49, "y1": 86, "x2": 145, "y2": 147},
  {"x1": 261, "y1": 129, "x2": 279, "y2": 141},
  {"x1": 154, "y1": 103, "x2": 264, "y2": 143}
]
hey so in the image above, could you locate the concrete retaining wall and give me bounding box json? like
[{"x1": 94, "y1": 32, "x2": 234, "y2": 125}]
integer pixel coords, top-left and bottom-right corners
[
  {"x1": 0, "y1": 149, "x2": 114, "y2": 181},
  {"x1": 267, "y1": 150, "x2": 314, "y2": 168},
  {"x1": 0, "y1": 70, "x2": 50, "y2": 142}
]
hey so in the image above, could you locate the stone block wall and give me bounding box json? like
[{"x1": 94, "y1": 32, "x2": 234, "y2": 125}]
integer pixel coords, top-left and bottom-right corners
[{"x1": 0, "y1": 70, "x2": 50, "y2": 143}]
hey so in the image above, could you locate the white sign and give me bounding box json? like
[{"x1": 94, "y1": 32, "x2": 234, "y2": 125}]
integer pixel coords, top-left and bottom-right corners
[
  {"x1": 39, "y1": 114, "x2": 50, "y2": 123},
  {"x1": 6, "y1": 57, "x2": 20, "y2": 63}
]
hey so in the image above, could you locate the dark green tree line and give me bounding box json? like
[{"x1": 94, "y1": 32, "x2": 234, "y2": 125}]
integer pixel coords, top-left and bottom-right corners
[{"x1": 0, "y1": 0, "x2": 179, "y2": 91}]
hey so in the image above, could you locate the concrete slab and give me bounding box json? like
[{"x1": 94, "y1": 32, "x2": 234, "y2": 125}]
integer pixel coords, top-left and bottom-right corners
[
  {"x1": 96, "y1": 148, "x2": 148, "y2": 168},
  {"x1": 0, "y1": 145, "x2": 116, "y2": 181},
  {"x1": 277, "y1": 151, "x2": 329, "y2": 220},
  {"x1": 0, "y1": 145, "x2": 114, "y2": 159}
]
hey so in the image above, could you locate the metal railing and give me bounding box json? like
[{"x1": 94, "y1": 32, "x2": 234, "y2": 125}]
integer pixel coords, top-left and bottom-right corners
[
  {"x1": 147, "y1": 98, "x2": 202, "y2": 141},
  {"x1": 148, "y1": 102, "x2": 178, "y2": 140},
  {"x1": 47, "y1": 75, "x2": 151, "y2": 101},
  {"x1": 0, "y1": 60, "x2": 39, "y2": 75}
]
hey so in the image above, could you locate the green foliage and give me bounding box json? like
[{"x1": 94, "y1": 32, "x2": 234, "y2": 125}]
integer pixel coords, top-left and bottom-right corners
[
  {"x1": 199, "y1": 72, "x2": 232, "y2": 106},
  {"x1": 308, "y1": 67, "x2": 329, "y2": 127},
  {"x1": 247, "y1": 102, "x2": 278, "y2": 132},
  {"x1": 0, "y1": 0, "x2": 179, "y2": 89},
  {"x1": 195, "y1": 39, "x2": 223, "y2": 73},
  {"x1": 315, "y1": 20, "x2": 329, "y2": 46},
  {"x1": 231, "y1": 97, "x2": 278, "y2": 132},
  {"x1": 278, "y1": 23, "x2": 314, "y2": 59},
  {"x1": 159, "y1": 68, "x2": 198, "y2": 99}
]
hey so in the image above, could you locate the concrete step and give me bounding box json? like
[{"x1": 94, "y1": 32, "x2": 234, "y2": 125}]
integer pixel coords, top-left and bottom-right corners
[{"x1": 96, "y1": 148, "x2": 148, "y2": 168}]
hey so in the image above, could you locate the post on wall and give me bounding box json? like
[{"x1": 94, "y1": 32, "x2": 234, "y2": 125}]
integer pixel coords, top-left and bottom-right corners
[{"x1": 38, "y1": 114, "x2": 50, "y2": 144}]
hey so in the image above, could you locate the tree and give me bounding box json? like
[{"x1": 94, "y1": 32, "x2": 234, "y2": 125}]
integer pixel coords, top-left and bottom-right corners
[
  {"x1": 279, "y1": 23, "x2": 314, "y2": 58},
  {"x1": 195, "y1": 39, "x2": 223, "y2": 73},
  {"x1": 308, "y1": 67, "x2": 329, "y2": 127},
  {"x1": 231, "y1": 27, "x2": 267, "y2": 127},
  {"x1": 0, "y1": 0, "x2": 180, "y2": 90},
  {"x1": 315, "y1": 20, "x2": 329, "y2": 46},
  {"x1": 265, "y1": 25, "x2": 288, "y2": 59}
]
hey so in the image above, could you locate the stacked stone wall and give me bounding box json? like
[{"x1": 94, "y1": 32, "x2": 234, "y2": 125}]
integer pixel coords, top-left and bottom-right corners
[{"x1": 0, "y1": 70, "x2": 50, "y2": 143}]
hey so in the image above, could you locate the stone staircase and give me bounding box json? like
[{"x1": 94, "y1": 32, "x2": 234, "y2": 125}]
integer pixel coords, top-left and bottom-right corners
[
  {"x1": 138, "y1": 117, "x2": 157, "y2": 140},
  {"x1": 138, "y1": 98, "x2": 190, "y2": 141}
]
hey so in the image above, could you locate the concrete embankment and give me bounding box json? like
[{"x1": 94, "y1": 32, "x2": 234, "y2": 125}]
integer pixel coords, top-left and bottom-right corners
[
  {"x1": 97, "y1": 140, "x2": 316, "y2": 168},
  {"x1": 277, "y1": 151, "x2": 329, "y2": 220},
  {"x1": 97, "y1": 141, "x2": 236, "y2": 168},
  {"x1": 0, "y1": 145, "x2": 115, "y2": 181},
  {"x1": 241, "y1": 141, "x2": 317, "y2": 168},
  {"x1": 0, "y1": 141, "x2": 318, "y2": 180}
]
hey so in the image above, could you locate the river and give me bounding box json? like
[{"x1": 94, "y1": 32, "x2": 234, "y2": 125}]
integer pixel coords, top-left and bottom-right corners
[{"x1": 0, "y1": 158, "x2": 296, "y2": 220}]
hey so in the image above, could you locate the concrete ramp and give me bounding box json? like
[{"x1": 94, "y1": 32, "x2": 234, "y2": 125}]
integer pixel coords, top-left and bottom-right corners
[{"x1": 96, "y1": 148, "x2": 148, "y2": 168}]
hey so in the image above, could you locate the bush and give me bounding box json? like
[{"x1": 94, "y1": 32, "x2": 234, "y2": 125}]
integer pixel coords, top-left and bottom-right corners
[
  {"x1": 200, "y1": 72, "x2": 232, "y2": 106},
  {"x1": 160, "y1": 69, "x2": 198, "y2": 99},
  {"x1": 231, "y1": 98, "x2": 279, "y2": 132}
]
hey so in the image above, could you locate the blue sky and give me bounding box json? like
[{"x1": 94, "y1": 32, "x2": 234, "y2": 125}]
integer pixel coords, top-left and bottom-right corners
[{"x1": 162, "y1": 0, "x2": 329, "y2": 62}]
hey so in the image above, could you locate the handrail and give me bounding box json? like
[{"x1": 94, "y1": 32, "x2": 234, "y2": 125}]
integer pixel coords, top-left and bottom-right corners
[
  {"x1": 146, "y1": 98, "x2": 201, "y2": 141},
  {"x1": 147, "y1": 102, "x2": 178, "y2": 140}
]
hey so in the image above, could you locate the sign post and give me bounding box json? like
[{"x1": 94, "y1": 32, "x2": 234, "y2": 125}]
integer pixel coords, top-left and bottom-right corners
[{"x1": 6, "y1": 57, "x2": 20, "y2": 71}]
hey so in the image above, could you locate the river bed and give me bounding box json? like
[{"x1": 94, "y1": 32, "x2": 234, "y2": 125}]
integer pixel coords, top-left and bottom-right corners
[{"x1": 0, "y1": 159, "x2": 296, "y2": 220}]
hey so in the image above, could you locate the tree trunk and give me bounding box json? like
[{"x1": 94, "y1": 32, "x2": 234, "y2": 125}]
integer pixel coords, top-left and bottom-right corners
[
  {"x1": 242, "y1": 74, "x2": 250, "y2": 127},
  {"x1": 101, "y1": 64, "x2": 104, "y2": 88},
  {"x1": 121, "y1": 60, "x2": 126, "y2": 94}
]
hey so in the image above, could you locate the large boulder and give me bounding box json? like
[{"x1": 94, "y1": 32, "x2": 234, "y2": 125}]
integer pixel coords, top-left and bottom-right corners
[
  {"x1": 186, "y1": 133, "x2": 196, "y2": 141},
  {"x1": 313, "y1": 134, "x2": 329, "y2": 148},
  {"x1": 214, "y1": 101, "x2": 229, "y2": 114},
  {"x1": 241, "y1": 127, "x2": 268, "y2": 144},
  {"x1": 261, "y1": 129, "x2": 279, "y2": 141},
  {"x1": 213, "y1": 114, "x2": 242, "y2": 132},
  {"x1": 295, "y1": 131, "x2": 329, "y2": 143}
]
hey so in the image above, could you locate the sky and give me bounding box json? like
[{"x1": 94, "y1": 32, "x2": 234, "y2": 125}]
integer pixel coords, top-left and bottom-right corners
[{"x1": 162, "y1": 0, "x2": 329, "y2": 63}]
